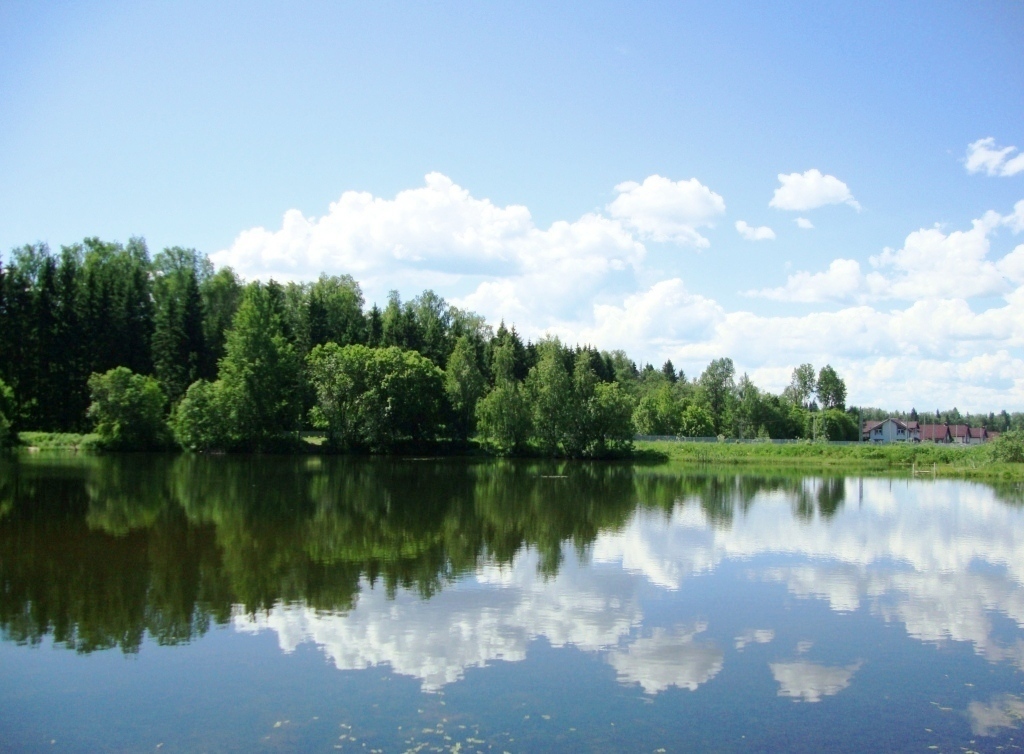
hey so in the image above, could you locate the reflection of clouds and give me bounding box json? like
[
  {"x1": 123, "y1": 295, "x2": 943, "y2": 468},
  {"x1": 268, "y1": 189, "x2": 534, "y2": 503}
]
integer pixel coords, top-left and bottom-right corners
[
  {"x1": 607, "y1": 623, "x2": 723, "y2": 694},
  {"x1": 967, "y1": 694, "x2": 1024, "y2": 736},
  {"x1": 762, "y1": 565, "x2": 1024, "y2": 668},
  {"x1": 734, "y1": 629, "x2": 774, "y2": 651},
  {"x1": 605, "y1": 478, "x2": 1024, "y2": 668},
  {"x1": 770, "y1": 661, "x2": 861, "y2": 703},
  {"x1": 234, "y1": 550, "x2": 643, "y2": 691},
  {"x1": 233, "y1": 477, "x2": 1024, "y2": 693}
]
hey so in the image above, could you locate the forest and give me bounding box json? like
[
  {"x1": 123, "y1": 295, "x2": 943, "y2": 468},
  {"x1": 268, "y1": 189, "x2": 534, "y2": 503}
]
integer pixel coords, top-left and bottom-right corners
[{"x1": 1, "y1": 237, "x2": 1015, "y2": 455}]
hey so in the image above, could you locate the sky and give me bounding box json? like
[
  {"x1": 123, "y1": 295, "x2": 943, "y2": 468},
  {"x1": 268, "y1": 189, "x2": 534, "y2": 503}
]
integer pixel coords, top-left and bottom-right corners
[{"x1": 1, "y1": 1, "x2": 1022, "y2": 411}]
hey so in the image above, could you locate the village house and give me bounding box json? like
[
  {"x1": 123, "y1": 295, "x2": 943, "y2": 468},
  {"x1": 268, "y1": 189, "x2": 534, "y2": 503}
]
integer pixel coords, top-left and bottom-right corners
[{"x1": 862, "y1": 419, "x2": 992, "y2": 444}]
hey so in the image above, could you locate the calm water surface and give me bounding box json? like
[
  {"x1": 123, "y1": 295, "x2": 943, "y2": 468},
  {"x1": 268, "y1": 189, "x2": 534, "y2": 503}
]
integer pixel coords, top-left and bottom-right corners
[{"x1": 1, "y1": 454, "x2": 1023, "y2": 752}]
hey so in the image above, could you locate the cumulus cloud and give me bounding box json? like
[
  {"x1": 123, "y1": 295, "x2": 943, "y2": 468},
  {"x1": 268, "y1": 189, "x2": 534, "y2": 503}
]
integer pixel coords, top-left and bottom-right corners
[
  {"x1": 770, "y1": 169, "x2": 860, "y2": 212},
  {"x1": 969, "y1": 695, "x2": 1024, "y2": 736},
  {"x1": 735, "y1": 629, "x2": 775, "y2": 651},
  {"x1": 752, "y1": 258, "x2": 865, "y2": 303},
  {"x1": 212, "y1": 176, "x2": 1024, "y2": 410},
  {"x1": 1005, "y1": 200, "x2": 1024, "y2": 233},
  {"x1": 795, "y1": 217, "x2": 814, "y2": 229},
  {"x1": 770, "y1": 661, "x2": 861, "y2": 703},
  {"x1": 735, "y1": 220, "x2": 776, "y2": 241},
  {"x1": 752, "y1": 207, "x2": 1024, "y2": 305},
  {"x1": 607, "y1": 175, "x2": 725, "y2": 246},
  {"x1": 965, "y1": 137, "x2": 1024, "y2": 177},
  {"x1": 607, "y1": 624, "x2": 724, "y2": 694}
]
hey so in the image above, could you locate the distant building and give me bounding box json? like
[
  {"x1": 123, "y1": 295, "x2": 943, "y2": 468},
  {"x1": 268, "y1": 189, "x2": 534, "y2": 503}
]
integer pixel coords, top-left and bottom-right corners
[{"x1": 862, "y1": 419, "x2": 993, "y2": 444}]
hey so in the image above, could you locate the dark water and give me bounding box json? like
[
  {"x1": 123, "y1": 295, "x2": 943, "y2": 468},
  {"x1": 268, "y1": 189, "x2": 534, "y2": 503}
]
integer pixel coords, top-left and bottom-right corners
[{"x1": 1, "y1": 454, "x2": 1023, "y2": 753}]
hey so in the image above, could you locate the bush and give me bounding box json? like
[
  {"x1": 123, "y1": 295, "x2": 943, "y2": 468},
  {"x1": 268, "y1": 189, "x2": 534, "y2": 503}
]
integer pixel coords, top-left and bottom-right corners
[
  {"x1": 0, "y1": 377, "x2": 14, "y2": 449},
  {"x1": 990, "y1": 430, "x2": 1024, "y2": 463},
  {"x1": 171, "y1": 379, "x2": 231, "y2": 451},
  {"x1": 87, "y1": 367, "x2": 170, "y2": 450}
]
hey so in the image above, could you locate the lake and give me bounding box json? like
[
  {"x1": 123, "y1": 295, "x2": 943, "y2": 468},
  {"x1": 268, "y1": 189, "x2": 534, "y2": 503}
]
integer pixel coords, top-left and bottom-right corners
[{"x1": 1, "y1": 453, "x2": 1023, "y2": 752}]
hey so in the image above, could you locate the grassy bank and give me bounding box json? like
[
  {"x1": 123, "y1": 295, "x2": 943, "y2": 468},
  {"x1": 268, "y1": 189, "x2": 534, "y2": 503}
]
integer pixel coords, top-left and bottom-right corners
[
  {"x1": 17, "y1": 432, "x2": 102, "y2": 451},
  {"x1": 635, "y1": 439, "x2": 1024, "y2": 481}
]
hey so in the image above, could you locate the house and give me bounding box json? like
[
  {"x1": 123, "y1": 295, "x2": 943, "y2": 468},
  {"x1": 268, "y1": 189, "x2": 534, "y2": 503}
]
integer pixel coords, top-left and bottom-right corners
[
  {"x1": 949, "y1": 424, "x2": 971, "y2": 444},
  {"x1": 863, "y1": 418, "x2": 912, "y2": 443},
  {"x1": 863, "y1": 418, "x2": 994, "y2": 444},
  {"x1": 918, "y1": 423, "x2": 952, "y2": 443}
]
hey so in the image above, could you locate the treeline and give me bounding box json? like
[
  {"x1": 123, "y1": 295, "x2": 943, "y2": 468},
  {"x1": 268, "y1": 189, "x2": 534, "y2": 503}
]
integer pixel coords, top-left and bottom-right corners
[
  {"x1": 1, "y1": 238, "x2": 863, "y2": 455},
  {"x1": 858, "y1": 406, "x2": 1024, "y2": 432}
]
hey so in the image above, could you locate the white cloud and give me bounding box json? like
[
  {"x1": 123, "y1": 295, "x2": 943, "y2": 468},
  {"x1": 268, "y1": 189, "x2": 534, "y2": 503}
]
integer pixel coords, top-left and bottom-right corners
[
  {"x1": 965, "y1": 137, "x2": 1024, "y2": 177},
  {"x1": 795, "y1": 217, "x2": 814, "y2": 229},
  {"x1": 1005, "y1": 200, "x2": 1024, "y2": 233},
  {"x1": 213, "y1": 172, "x2": 643, "y2": 286},
  {"x1": 734, "y1": 629, "x2": 775, "y2": 651},
  {"x1": 213, "y1": 177, "x2": 1024, "y2": 410},
  {"x1": 752, "y1": 208, "x2": 1023, "y2": 305},
  {"x1": 607, "y1": 624, "x2": 724, "y2": 694},
  {"x1": 770, "y1": 169, "x2": 860, "y2": 212},
  {"x1": 969, "y1": 695, "x2": 1024, "y2": 736},
  {"x1": 770, "y1": 661, "x2": 861, "y2": 702},
  {"x1": 607, "y1": 175, "x2": 725, "y2": 246},
  {"x1": 752, "y1": 258, "x2": 864, "y2": 303},
  {"x1": 735, "y1": 220, "x2": 776, "y2": 241}
]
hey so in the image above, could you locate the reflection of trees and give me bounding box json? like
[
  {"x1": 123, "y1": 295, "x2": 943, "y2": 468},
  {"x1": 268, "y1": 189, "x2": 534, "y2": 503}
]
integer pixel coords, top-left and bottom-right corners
[{"x1": 0, "y1": 456, "x2": 869, "y2": 656}]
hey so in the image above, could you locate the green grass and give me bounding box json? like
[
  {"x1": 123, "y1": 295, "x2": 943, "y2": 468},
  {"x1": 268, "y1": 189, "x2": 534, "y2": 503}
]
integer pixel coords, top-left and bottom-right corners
[
  {"x1": 17, "y1": 432, "x2": 102, "y2": 451},
  {"x1": 634, "y1": 439, "x2": 1024, "y2": 481}
]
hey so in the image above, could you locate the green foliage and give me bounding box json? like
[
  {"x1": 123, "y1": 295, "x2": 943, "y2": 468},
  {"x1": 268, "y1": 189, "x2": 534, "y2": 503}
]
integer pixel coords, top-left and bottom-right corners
[
  {"x1": 788, "y1": 363, "x2": 817, "y2": 407},
  {"x1": 527, "y1": 343, "x2": 573, "y2": 455},
  {"x1": 475, "y1": 382, "x2": 532, "y2": 454},
  {"x1": 445, "y1": 335, "x2": 485, "y2": 440},
  {"x1": 217, "y1": 282, "x2": 304, "y2": 450},
  {"x1": 170, "y1": 380, "x2": 230, "y2": 451},
  {"x1": 633, "y1": 384, "x2": 681, "y2": 435},
  {"x1": 698, "y1": 357, "x2": 735, "y2": 435},
  {"x1": 989, "y1": 430, "x2": 1024, "y2": 463},
  {"x1": 86, "y1": 367, "x2": 170, "y2": 450},
  {"x1": 816, "y1": 364, "x2": 847, "y2": 410},
  {"x1": 679, "y1": 403, "x2": 715, "y2": 437},
  {"x1": 307, "y1": 274, "x2": 366, "y2": 349},
  {"x1": 814, "y1": 409, "x2": 859, "y2": 441},
  {"x1": 307, "y1": 343, "x2": 444, "y2": 451},
  {"x1": 0, "y1": 377, "x2": 14, "y2": 448}
]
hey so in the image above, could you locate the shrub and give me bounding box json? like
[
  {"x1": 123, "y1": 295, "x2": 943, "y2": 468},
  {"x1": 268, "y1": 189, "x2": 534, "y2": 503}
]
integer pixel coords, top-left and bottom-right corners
[
  {"x1": 171, "y1": 379, "x2": 231, "y2": 451},
  {"x1": 87, "y1": 367, "x2": 170, "y2": 450},
  {"x1": 990, "y1": 430, "x2": 1024, "y2": 463}
]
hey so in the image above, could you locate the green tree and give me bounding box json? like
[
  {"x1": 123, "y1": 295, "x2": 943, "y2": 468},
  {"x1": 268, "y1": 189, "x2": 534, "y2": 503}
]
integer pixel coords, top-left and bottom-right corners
[
  {"x1": 199, "y1": 267, "x2": 242, "y2": 379},
  {"x1": 87, "y1": 367, "x2": 170, "y2": 450},
  {"x1": 170, "y1": 379, "x2": 230, "y2": 451},
  {"x1": 445, "y1": 335, "x2": 485, "y2": 440},
  {"x1": 697, "y1": 358, "x2": 735, "y2": 436},
  {"x1": 590, "y1": 381, "x2": 636, "y2": 454},
  {"x1": 816, "y1": 364, "x2": 847, "y2": 410},
  {"x1": 679, "y1": 403, "x2": 714, "y2": 437},
  {"x1": 152, "y1": 264, "x2": 206, "y2": 404},
  {"x1": 475, "y1": 340, "x2": 532, "y2": 454},
  {"x1": 217, "y1": 282, "x2": 303, "y2": 449},
  {"x1": 307, "y1": 344, "x2": 444, "y2": 451},
  {"x1": 307, "y1": 274, "x2": 366, "y2": 349},
  {"x1": 527, "y1": 341, "x2": 573, "y2": 455},
  {"x1": 787, "y1": 363, "x2": 817, "y2": 408},
  {"x1": 0, "y1": 377, "x2": 14, "y2": 448}
]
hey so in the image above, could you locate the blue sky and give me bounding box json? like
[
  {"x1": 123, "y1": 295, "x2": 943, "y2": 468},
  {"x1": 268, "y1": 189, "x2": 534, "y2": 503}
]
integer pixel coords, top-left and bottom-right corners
[{"x1": 2, "y1": 1, "x2": 1022, "y2": 410}]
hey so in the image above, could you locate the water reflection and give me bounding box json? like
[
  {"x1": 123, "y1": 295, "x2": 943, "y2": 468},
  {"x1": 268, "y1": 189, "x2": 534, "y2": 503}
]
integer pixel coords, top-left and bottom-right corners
[{"x1": 1, "y1": 453, "x2": 1023, "y2": 701}]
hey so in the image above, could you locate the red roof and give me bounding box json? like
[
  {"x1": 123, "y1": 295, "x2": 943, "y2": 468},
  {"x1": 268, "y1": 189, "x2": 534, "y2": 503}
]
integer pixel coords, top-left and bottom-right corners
[
  {"x1": 949, "y1": 424, "x2": 970, "y2": 439},
  {"x1": 919, "y1": 424, "x2": 951, "y2": 442}
]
